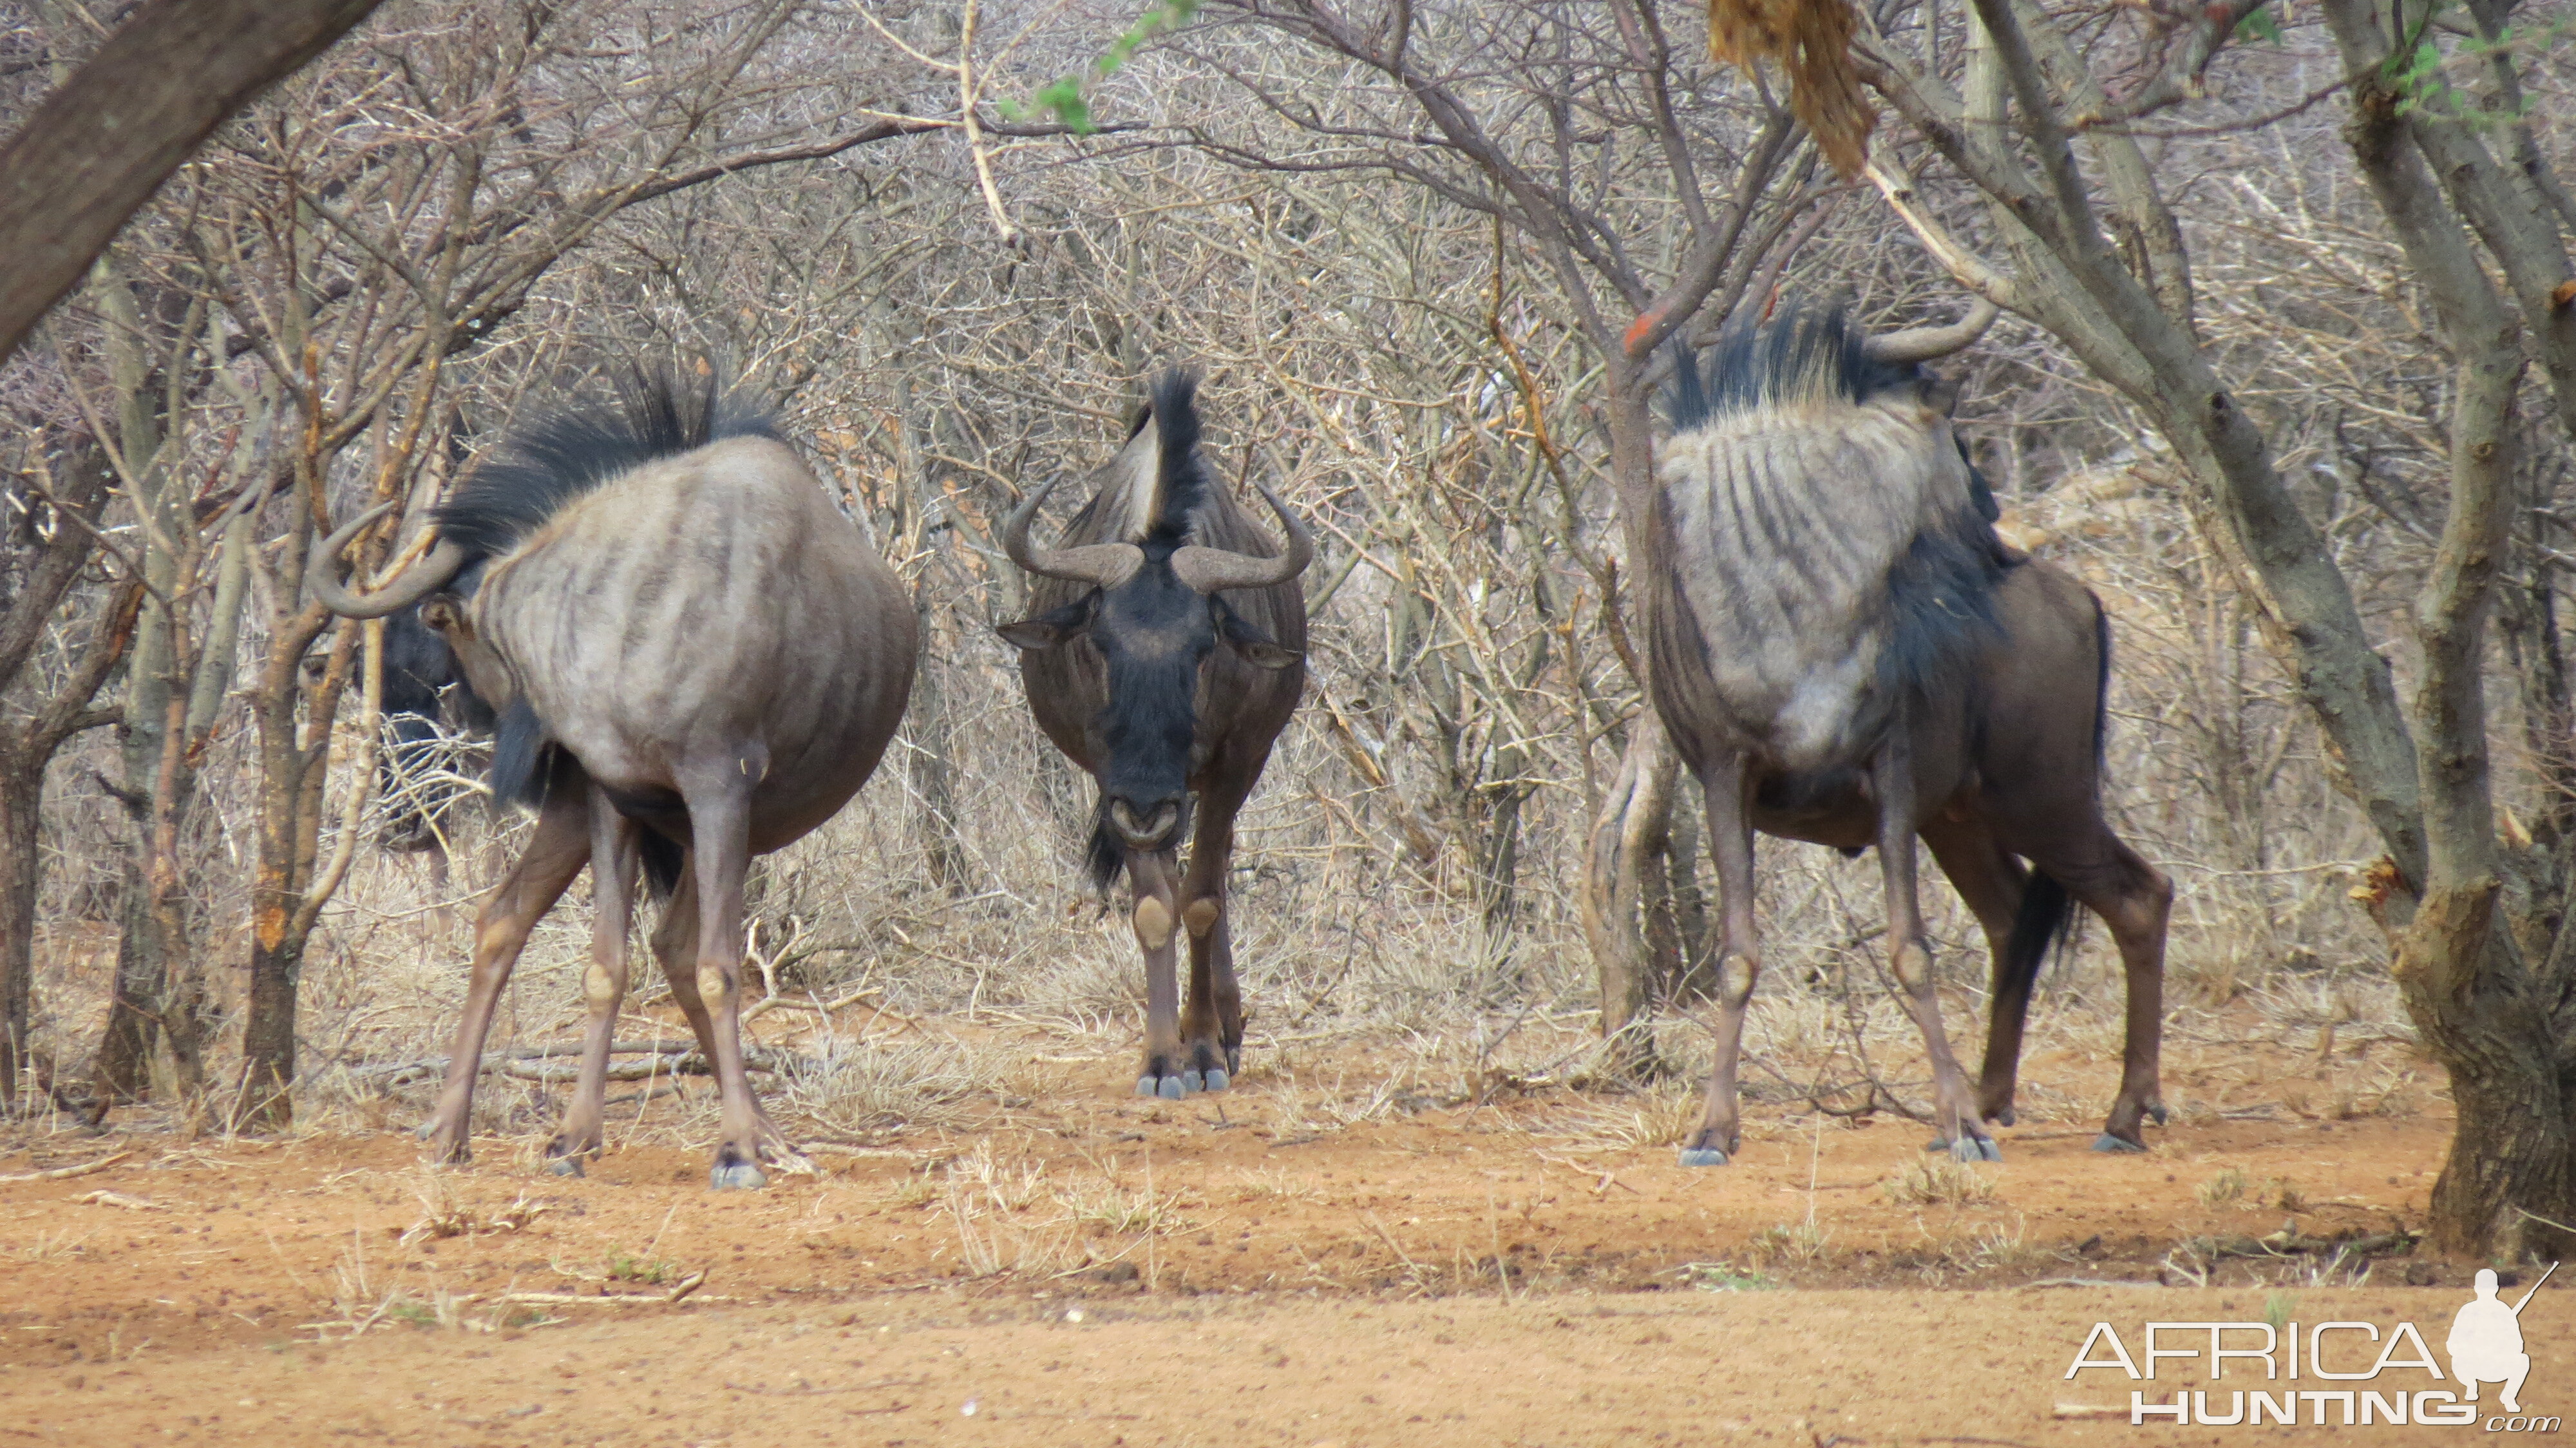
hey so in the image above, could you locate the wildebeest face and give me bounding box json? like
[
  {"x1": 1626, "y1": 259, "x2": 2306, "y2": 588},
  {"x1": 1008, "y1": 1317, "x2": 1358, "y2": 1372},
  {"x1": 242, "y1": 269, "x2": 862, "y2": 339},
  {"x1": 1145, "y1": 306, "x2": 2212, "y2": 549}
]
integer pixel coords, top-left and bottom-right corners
[{"x1": 999, "y1": 557, "x2": 1298, "y2": 851}]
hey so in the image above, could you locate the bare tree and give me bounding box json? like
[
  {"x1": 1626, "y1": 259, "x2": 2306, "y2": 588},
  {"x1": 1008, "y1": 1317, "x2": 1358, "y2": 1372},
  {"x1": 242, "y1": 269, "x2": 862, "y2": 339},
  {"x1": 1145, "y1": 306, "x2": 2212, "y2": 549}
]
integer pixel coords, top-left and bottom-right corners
[
  {"x1": 1859, "y1": 0, "x2": 2576, "y2": 1254},
  {"x1": 0, "y1": 0, "x2": 386, "y2": 366}
]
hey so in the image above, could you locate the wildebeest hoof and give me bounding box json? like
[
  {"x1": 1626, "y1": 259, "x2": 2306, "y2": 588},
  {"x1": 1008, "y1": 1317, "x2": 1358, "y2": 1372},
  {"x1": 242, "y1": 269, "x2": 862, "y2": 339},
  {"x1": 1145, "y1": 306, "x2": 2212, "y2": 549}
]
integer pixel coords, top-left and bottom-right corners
[
  {"x1": 1157, "y1": 1075, "x2": 1188, "y2": 1101},
  {"x1": 2148, "y1": 1103, "x2": 2170, "y2": 1127},
  {"x1": 1202, "y1": 1067, "x2": 1230, "y2": 1094},
  {"x1": 1180, "y1": 1070, "x2": 1205, "y2": 1094},
  {"x1": 710, "y1": 1160, "x2": 768, "y2": 1190},
  {"x1": 545, "y1": 1154, "x2": 586, "y2": 1178},
  {"x1": 1990, "y1": 1107, "x2": 2017, "y2": 1127},
  {"x1": 2092, "y1": 1132, "x2": 2148, "y2": 1154},
  {"x1": 1135, "y1": 1076, "x2": 1157, "y2": 1098},
  {"x1": 1951, "y1": 1136, "x2": 2002, "y2": 1164},
  {"x1": 1677, "y1": 1147, "x2": 1730, "y2": 1168}
]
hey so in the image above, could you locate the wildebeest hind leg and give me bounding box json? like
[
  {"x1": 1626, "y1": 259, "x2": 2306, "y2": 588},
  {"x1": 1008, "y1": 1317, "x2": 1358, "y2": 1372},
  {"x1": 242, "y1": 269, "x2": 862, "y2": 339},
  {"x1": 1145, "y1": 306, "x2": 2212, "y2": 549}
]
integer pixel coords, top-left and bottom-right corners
[
  {"x1": 1126, "y1": 849, "x2": 1193, "y2": 1099},
  {"x1": 1873, "y1": 728, "x2": 1996, "y2": 1163},
  {"x1": 421, "y1": 787, "x2": 589, "y2": 1165},
  {"x1": 1681, "y1": 754, "x2": 1760, "y2": 1168},
  {"x1": 1179, "y1": 797, "x2": 1245, "y2": 1091},
  {"x1": 2050, "y1": 836, "x2": 2173, "y2": 1152},
  {"x1": 1921, "y1": 821, "x2": 2031, "y2": 1127},
  {"x1": 678, "y1": 761, "x2": 768, "y2": 1190},
  {"x1": 545, "y1": 786, "x2": 641, "y2": 1176},
  {"x1": 650, "y1": 872, "x2": 794, "y2": 1155}
]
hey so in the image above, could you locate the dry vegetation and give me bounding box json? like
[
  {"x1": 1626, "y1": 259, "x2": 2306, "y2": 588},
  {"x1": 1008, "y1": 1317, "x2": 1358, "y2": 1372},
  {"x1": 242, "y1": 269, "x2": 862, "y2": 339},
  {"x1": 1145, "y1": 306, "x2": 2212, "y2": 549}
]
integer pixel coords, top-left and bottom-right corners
[{"x1": 0, "y1": 0, "x2": 2570, "y2": 1273}]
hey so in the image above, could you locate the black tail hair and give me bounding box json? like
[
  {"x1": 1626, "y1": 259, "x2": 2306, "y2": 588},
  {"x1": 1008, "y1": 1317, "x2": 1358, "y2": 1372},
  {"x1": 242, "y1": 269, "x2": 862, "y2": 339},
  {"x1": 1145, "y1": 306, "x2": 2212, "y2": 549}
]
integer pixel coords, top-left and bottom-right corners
[
  {"x1": 639, "y1": 833, "x2": 686, "y2": 900},
  {"x1": 1996, "y1": 870, "x2": 2078, "y2": 1005},
  {"x1": 2091, "y1": 594, "x2": 2113, "y2": 770},
  {"x1": 1143, "y1": 369, "x2": 1210, "y2": 543},
  {"x1": 1996, "y1": 600, "x2": 2117, "y2": 993},
  {"x1": 434, "y1": 363, "x2": 779, "y2": 561},
  {"x1": 1084, "y1": 811, "x2": 1126, "y2": 895}
]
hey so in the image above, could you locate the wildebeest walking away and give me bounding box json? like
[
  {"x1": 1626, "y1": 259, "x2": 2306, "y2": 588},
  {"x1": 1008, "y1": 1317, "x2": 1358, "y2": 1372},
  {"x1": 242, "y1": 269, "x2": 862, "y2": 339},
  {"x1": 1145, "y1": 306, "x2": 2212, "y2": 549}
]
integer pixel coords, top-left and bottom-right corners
[
  {"x1": 1647, "y1": 303, "x2": 2172, "y2": 1165},
  {"x1": 998, "y1": 371, "x2": 1312, "y2": 1100},
  {"x1": 312, "y1": 368, "x2": 918, "y2": 1189}
]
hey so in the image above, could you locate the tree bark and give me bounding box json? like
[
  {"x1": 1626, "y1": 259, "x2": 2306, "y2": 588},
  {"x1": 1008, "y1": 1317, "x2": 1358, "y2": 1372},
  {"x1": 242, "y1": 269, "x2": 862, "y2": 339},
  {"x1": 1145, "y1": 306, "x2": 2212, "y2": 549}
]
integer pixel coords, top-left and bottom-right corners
[{"x1": 0, "y1": 0, "x2": 384, "y2": 365}]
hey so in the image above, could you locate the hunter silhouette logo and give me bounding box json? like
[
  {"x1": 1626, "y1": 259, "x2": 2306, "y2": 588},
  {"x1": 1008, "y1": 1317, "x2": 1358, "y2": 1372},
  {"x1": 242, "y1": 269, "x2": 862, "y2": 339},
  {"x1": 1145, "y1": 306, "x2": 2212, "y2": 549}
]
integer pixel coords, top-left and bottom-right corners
[
  {"x1": 2451, "y1": 1264, "x2": 2553, "y2": 1415},
  {"x1": 2065, "y1": 1262, "x2": 2559, "y2": 1429}
]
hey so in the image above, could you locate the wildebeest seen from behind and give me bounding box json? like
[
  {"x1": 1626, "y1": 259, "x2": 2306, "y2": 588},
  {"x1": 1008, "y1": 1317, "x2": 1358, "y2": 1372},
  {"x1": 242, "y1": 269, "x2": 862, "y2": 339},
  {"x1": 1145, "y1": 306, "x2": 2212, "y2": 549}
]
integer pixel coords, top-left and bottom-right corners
[
  {"x1": 998, "y1": 371, "x2": 1312, "y2": 1100},
  {"x1": 1645, "y1": 301, "x2": 2172, "y2": 1165},
  {"x1": 312, "y1": 368, "x2": 918, "y2": 1189}
]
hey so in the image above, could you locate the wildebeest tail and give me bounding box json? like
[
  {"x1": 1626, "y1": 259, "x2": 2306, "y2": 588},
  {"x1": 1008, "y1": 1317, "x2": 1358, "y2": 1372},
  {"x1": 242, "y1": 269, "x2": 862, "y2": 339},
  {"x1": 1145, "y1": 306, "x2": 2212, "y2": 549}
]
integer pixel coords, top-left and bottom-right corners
[
  {"x1": 1144, "y1": 370, "x2": 1209, "y2": 543},
  {"x1": 2090, "y1": 593, "x2": 2113, "y2": 771},
  {"x1": 1998, "y1": 870, "x2": 2078, "y2": 1005},
  {"x1": 639, "y1": 833, "x2": 686, "y2": 900},
  {"x1": 1084, "y1": 810, "x2": 1126, "y2": 895},
  {"x1": 435, "y1": 363, "x2": 781, "y2": 561}
]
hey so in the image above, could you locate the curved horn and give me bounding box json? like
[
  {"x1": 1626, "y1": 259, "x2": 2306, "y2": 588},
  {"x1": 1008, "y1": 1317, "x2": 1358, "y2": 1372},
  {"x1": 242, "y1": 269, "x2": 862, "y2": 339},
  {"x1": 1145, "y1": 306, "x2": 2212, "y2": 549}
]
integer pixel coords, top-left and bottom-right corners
[
  {"x1": 1861, "y1": 297, "x2": 2001, "y2": 365},
  {"x1": 999, "y1": 473, "x2": 1144, "y2": 588},
  {"x1": 1168, "y1": 482, "x2": 1316, "y2": 595},
  {"x1": 307, "y1": 504, "x2": 468, "y2": 618}
]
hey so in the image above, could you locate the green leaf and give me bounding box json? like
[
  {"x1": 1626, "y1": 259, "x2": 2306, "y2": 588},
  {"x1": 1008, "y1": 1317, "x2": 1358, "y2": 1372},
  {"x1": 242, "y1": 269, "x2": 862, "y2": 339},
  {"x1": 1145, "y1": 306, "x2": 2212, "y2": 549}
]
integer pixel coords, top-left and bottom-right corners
[{"x1": 2235, "y1": 5, "x2": 2282, "y2": 45}]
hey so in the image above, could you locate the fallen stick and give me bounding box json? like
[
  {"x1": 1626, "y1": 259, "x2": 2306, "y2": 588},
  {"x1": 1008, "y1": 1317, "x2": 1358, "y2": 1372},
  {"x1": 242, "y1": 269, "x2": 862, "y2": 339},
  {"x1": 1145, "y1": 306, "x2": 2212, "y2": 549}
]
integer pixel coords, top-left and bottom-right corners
[
  {"x1": 0, "y1": 1150, "x2": 129, "y2": 1183},
  {"x1": 495, "y1": 1271, "x2": 708, "y2": 1307},
  {"x1": 348, "y1": 1040, "x2": 705, "y2": 1081}
]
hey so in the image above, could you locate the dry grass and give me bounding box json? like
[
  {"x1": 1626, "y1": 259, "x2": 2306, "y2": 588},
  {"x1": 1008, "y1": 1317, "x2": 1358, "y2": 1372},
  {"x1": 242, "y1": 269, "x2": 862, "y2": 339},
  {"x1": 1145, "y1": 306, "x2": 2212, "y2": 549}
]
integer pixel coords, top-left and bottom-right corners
[{"x1": 1881, "y1": 1157, "x2": 2000, "y2": 1208}]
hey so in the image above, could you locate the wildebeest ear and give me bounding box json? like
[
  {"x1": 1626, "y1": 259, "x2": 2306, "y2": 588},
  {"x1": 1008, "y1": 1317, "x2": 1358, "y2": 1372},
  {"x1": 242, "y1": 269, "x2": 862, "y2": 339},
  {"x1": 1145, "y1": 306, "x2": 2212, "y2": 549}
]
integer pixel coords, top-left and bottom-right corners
[
  {"x1": 1920, "y1": 375, "x2": 1963, "y2": 414},
  {"x1": 1213, "y1": 599, "x2": 1301, "y2": 671},
  {"x1": 996, "y1": 596, "x2": 1095, "y2": 651}
]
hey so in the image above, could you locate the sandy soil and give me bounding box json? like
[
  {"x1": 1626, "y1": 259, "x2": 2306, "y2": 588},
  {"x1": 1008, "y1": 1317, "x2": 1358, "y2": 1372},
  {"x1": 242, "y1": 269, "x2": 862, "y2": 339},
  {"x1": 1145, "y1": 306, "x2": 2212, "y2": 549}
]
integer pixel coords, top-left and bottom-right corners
[{"x1": 0, "y1": 1031, "x2": 2539, "y2": 1445}]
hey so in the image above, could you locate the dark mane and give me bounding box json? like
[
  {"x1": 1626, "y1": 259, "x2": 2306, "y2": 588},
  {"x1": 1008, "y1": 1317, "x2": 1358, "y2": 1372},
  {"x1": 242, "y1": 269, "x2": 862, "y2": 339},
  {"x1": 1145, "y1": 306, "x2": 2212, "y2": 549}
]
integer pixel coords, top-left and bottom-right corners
[
  {"x1": 1667, "y1": 303, "x2": 1921, "y2": 433},
  {"x1": 434, "y1": 365, "x2": 780, "y2": 562},
  {"x1": 1143, "y1": 369, "x2": 1211, "y2": 544}
]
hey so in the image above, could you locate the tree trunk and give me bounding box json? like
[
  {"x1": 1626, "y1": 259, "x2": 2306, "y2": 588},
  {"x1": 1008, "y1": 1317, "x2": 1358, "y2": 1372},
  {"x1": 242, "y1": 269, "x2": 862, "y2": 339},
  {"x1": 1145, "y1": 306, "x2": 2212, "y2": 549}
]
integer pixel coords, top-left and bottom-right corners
[
  {"x1": 0, "y1": 763, "x2": 41, "y2": 1105},
  {"x1": 2395, "y1": 882, "x2": 2576, "y2": 1259}
]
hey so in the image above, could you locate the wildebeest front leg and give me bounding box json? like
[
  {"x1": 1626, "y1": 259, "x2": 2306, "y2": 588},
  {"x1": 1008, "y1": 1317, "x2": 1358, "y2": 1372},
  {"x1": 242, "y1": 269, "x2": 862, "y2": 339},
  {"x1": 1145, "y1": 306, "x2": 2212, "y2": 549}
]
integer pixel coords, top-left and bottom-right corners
[
  {"x1": 679, "y1": 759, "x2": 768, "y2": 1190},
  {"x1": 1178, "y1": 794, "x2": 1247, "y2": 1091},
  {"x1": 1126, "y1": 848, "x2": 1193, "y2": 1099},
  {"x1": 421, "y1": 786, "x2": 590, "y2": 1165},
  {"x1": 1681, "y1": 754, "x2": 1760, "y2": 1167},
  {"x1": 544, "y1": 787, "x2": 641, "y2": 1176},
  {"x1": 1876, "y1": 732, "x2": 1997, "y2": 1163}
]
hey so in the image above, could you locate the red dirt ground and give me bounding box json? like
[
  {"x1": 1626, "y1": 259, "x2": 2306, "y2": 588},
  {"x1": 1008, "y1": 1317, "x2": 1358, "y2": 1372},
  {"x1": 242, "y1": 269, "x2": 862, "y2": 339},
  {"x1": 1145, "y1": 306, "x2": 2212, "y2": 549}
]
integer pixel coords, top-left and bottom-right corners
[{"x1": 0, "y1": 1036, "x2": 2549, "y2": 1445}]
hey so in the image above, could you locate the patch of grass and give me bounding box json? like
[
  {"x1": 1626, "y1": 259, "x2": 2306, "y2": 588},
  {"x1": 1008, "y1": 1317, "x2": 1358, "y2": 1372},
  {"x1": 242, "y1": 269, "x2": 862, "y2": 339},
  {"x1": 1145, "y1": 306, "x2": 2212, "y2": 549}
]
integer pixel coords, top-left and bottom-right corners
[
  {"x1": 1674, "y1": 1261, "x2": 1776, "y2": 1292},
  {"x1": 605, "y1": 1250, "x2": 680, "y2": 1285},
  {"x1": 2264, "y1": 1291, "x2": 2298, "y2": 1331},
  {"x1": 2196, "y1": 1166, "x2": 2249, "y2": 1209},
  {"x1": 1748, "y1": 1219, "x2": 1832, "y2": 1270},
  {"x1": 1882, "y1": 1156, "x2": 1998, "y2": 1207},
  {"x1": 2257, "y1": 1176, "x2": 2304, "y2": 1212},
  {"x1": 12, "y1": 1226, "x2": 94, "y2": 1263},
  {"x1": 1232, "y1": 1166, "x2": 1323, "y2": 1203}
]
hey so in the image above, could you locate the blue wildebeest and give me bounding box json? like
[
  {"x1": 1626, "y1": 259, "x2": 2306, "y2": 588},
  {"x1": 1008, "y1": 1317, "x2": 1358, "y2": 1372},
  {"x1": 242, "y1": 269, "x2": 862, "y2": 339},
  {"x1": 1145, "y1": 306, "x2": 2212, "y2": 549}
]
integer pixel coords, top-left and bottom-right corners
[
  {"x1": 997, "y1": 371, "x2": 1312, "y2": 1100},
  {"x1": 372, "y1": 606, "x2": 491, "y2": 882},
  {"x1": 1647, "y1": 302, "x2": 2172, "y2": 1165},
  {"x1": 313, "y1": 370, "x2": 917, "y2": 1189}
]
